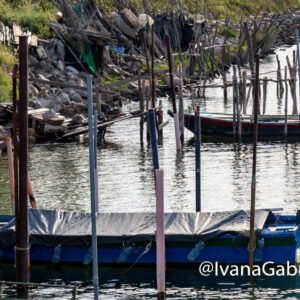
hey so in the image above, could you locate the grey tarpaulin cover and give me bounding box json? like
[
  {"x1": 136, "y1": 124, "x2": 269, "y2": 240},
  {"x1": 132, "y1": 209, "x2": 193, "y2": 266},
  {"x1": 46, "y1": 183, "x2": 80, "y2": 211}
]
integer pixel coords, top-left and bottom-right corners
[{"x1": 0, "y1": 208, "x2": 270, "y2": 248}]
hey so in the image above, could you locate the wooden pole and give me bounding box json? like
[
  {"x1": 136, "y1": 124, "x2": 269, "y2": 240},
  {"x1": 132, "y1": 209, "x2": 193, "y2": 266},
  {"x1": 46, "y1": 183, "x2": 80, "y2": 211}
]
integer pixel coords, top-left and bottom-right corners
[
  {"x1": 286, "y1": 56, "x2": 298, "y2": 114},
  {"x1": 166, "y1": 34, "x2": 181, "y2": 151},
  {"x1": 87, "y1": 75, "x2": 99, "y2": 300},
  {"x1": 296, "y1": 29, "x2": 300, "y2": 116},
  {"x1": 16, "y1": 35, "x2": 29, "y2": 291},
  {"x1": 262, "y1": 77, "x2": 267, "y2": 115},
  {"x1": 155, "y1": 169, "x2": 165, "y2": 299},
  {"x1": 232, "y1": 66, "x2": 237, "y2": 138},
  {"x1": 27, "y1": 177, "x2": 37, "y2": 209},
  {"x1": 6, "y1": 137, "x2": 15, "y2": 213},
  {"x1": 276, "y1": 55, "x2": 284, "y2": 99},
  {"x1": 242, "y1": 71, "x2": 247, "y2": 115},
  {"x1": 179, "y1": 63, "x2": 184, "y2": 143},
  {"x1": 157, "y1": 99, "x2": 163, "y2": 141},
  {"x1": 195, "y1": 106, "x2": 201, "y2": 212},
  {"x1": 151, "y1": 26, "x2": 155, "y2": 109},
  {"x1": 249, "y1": 53, "x2": 260, "y2": 271},
  {"x1": 138, "y1": 71, "x2": 144, "y2": 146},
  {"x1": 284, "y1": 66, "x2": 288, "y2": 138},
  {"x1": 223, "y1": 72, "x2": 227, "y2": 102}
]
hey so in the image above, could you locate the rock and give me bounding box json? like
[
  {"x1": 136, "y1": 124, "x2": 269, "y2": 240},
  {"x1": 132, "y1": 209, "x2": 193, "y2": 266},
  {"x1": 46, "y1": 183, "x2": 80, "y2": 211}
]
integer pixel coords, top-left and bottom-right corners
[
  {"x1": 55, "y1": 60, "x2": 65, "y2": 72},
  {"x1": 38, "y1": 88, "x2": 49, "y2": 98},
  {"x1": 57, "y1": 93, "x2": 71, "y2": 105},
  {"x1": 44, "y1": 124, "x2": 67, "y2": 135},
  {"x1": 38, "y1": 98, "x2": 50, "y2": 108},
  {"x1": 29, "y1": 55, "x2": 39, "y2": 66},
  {"x1": 76, "y1": 78, "x2": 87, "y2": 88},
  {"x1": 29, "y1": 85, "x2": 39, "y2": 97},
  {"x1": 72, "y1": 114, "x2": 85, "y2": 124},
  {"x1": 42, "y1": 109, "x2": 57, "y2": 122},
  {"x1": 164, "y1": 74, "x2": 181, "y2": 88},
  {"x1": 71, "y1": 102, "x2": 87, "y2": 114},
  {"x1": 29, "y1": 99, "x2": 42, "y2": 109},
  {"x1": 110, "y1": 11, "x2": 137, "y2": 38},
  {"x1": 107, "y1": 108, "x2": 122, "y2": 115},
  {"x1": 37, "y1": 73, "x2": 49, "y2": 81},
  {"x1": 65, "y1": 66, "x2": 79, "y2": 75},
  {"x1": 70, "y1": 92, "x2": 82, "y2": 103}
]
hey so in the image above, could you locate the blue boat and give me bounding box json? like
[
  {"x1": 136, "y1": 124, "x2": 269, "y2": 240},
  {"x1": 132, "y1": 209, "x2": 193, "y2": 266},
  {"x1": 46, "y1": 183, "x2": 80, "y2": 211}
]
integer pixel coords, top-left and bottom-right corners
[{"x1": 0, "y1": 208, "x2": 299, "y2": 265}]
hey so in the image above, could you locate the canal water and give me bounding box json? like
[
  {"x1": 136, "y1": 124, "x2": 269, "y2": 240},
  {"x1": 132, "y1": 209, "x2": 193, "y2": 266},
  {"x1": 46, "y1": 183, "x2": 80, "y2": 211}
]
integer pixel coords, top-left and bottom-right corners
[{"x1": 1, "y1": 45, "x2": 300, "y2": 298}]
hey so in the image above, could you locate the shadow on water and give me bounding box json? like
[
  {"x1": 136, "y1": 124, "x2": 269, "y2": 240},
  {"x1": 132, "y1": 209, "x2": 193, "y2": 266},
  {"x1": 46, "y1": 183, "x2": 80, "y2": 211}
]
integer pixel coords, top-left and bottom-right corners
[{"x1": 1, "y1": 264, "x2": 300, "y2": 299}]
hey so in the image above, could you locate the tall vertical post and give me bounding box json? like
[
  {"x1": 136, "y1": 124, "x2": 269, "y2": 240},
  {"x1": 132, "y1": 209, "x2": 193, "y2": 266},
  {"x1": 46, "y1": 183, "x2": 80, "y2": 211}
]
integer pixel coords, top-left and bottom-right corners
[
  {"x1": 151, "y1": 26, "x2": 156, "y2": 109},
  {"x1": 94, "y1": 110, "x2": 99, "y2": 213},
  {"x1": 284, "y1": 66, "x2": 288, "y2": 138},
  {"x1": 148, "y1": 108, "x2": 159, "y2": 170},
  {"x1": 249, "y1": 53, "x2": 260, "y2": 270},
  {"x1": 87, "y1": 75, "x2": 99, "y2": 300},
  {"x1": 16, "y1": 35, "x2": 29, "y2": 288},
  {"x1": 155, "y1": 169, "x2": 165, "y2": 299},
  {"x1": 166, "y1": 34, "x2": 181, "y2": 151},
  {"x1": 195, "y1": 106, "x2": 201, "y2": 212},
  {"x1": 296, "y1": 29, "x2": 300, "y2": 117},
  {"x1": 138, "y1": 71, "x2": 144, "y2": 146},
  {"x1": 6, "y1": 137, "x2": 15, "y2": 213}
]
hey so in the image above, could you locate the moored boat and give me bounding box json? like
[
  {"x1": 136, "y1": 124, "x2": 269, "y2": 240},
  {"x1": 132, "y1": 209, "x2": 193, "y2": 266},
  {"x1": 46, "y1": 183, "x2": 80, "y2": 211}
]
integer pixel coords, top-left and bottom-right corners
[
  {"x1": 0, "y1": 208, "x2": 299, "y2": 266},
  {"x1": 168, "y1": 110, "x2": 300, "y2": 137}
]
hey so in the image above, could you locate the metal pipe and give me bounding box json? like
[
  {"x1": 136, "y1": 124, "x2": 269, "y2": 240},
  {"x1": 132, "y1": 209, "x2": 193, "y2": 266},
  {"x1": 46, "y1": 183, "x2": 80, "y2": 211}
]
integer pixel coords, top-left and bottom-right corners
[
  {"x1": 249, "y1": 53, "x2": 260, "y2": 270},
  {"x1": 148, "y1": 108, "x2": 159, "y2": 170},
  {"x1": 16, "y1": 35, "x2": 29, "y2": 286},
  {"x1": 94, "y1": 110, "x2": 99, "y2": 213},
  {"x1": 195, "y1": 106, "x2": 201, "y2": 212},
  {"x1": 87, "y1": 75, "x2": 99, "y2": 300}
]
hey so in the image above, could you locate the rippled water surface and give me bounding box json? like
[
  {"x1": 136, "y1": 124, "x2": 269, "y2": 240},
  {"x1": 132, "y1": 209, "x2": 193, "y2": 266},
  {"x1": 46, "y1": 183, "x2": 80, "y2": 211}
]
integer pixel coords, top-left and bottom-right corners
[{"x1": 1, "y1": 46, "x2": 300, "y2": 299}]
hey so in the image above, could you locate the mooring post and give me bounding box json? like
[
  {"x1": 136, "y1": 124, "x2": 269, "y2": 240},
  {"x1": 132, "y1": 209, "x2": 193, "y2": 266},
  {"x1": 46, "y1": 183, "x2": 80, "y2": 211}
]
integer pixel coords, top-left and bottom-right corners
[
  {"x1": 157, "y1": 100, "x2": 163, "y2": 142},
  {"x1": 87, "y1": 75, "x2": 99, "y2": 300},
  {"x1": 223, "y1": 72, "x2": 227, "y2": 102},
  {"x1": 262, "y1": 77, "x2": 267, "y2": 115},
  {"x1": 276, "y1": 54, "x2": 284, "y2": 99},
  {"x1": 146, "y1": 86, "x2": 150, "y2": 144},
  {"x1": 296, "y1": 29, "x2": 300, "y2": 118},
  {"x1": 148, "y1": 108, "x2": 159, "y2": 170},
  {"x1": 166, "y1": 34, "x2": 181, "y2": 151},
  {"x1": 16, "y1": 35, "x2": 29, "y2": 292},
  {"x1": 232, "y1": 66, "x2": 237, "y2": 138},
  {"x1": 6, "y1": 137, "x2": 15, "y2": 213},
  {"x1": 179, "y1": 63, "x2": 184, "y2": 144},
  {"x1": 195, "y1": 106, "x2": 201, "y2": 212},
  {"x1": 138, "y1": 71, "x2": 144, "y2": 146},
  {"x1": 27, "y1": 177, "x2": 37, "y2": 209},
  {"x1": 242, "y1": 71, "x2": 247, "y2": 115},
  {"x1": 94, "y1": 110, "x2": 99, "y2": 213},
  {"x1": 284, "y1": 66, "x2": 288, "y2": 138},
  {"x1": 249, "y1": 53, "x2": 260, "y2": 271},
  {"x1": 155, "y1": 169, "x2": 165, "y2": 299}
]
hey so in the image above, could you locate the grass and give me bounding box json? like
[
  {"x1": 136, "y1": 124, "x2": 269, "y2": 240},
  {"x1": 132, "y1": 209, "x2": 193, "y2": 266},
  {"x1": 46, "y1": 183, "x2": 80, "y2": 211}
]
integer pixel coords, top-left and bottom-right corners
[
  {"x1": 0, "y1": 1, "x2": 56, "y2": 37},
  {"x1": 0, "y1": 45, "x2": 16, "y2": 103}
]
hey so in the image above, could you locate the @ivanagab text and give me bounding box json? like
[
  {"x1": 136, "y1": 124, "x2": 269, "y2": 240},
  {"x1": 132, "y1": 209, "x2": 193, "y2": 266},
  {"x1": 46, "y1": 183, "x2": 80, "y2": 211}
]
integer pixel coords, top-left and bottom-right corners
[{"x1": 198, "y1": 261, "x2": 300, "y2": 277}]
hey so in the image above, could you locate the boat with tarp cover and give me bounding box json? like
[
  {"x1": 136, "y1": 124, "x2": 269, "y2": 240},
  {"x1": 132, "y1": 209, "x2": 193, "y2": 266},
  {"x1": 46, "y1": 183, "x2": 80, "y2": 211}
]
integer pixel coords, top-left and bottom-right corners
[
  {"x1": 168, "y1": 109, "x2": 300, "y2": 137},
  {"x1": 0, "y1": 208, "x2": 299, "y2": 265}
]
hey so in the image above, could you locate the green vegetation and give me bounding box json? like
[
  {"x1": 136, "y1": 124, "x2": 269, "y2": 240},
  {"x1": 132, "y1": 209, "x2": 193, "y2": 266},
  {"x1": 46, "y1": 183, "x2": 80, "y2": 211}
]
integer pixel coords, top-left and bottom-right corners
[
  {"x1": 0, "y1": 45, "x2": 16, "y2": 103},
  {"x1": 0, "y1": 0, "x2": 56, "y2": 37}
]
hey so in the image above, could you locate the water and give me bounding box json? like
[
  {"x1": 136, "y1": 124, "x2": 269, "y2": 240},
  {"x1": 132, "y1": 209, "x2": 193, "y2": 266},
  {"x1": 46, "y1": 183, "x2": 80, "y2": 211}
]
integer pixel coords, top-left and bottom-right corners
[{"x1": 1, "y1": 46, "x2": 300, "y2": 298}]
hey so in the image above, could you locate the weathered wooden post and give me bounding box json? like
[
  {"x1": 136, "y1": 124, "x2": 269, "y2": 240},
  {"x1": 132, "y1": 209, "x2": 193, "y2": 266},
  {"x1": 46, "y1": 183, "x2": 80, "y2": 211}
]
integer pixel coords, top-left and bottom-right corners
[
  {"x1": 232, "y1": 66, "x2": 237, "y2": 138},
  {"x1": 195, "y1": 106, "x2": 201, "y2": 212},
  {"x1": 157, "y1": 100, "x2": 163, "y2": 141},
  {"x1": 87, "y1": 75, "x2": 99, "y2": 300},
  {"x1": 223, "y1": 72, "x2": 228, "y2": 102},
  {"x1": 286, "y1": 56, "x2": 298, "y2": 114},
  {"x1": 138, "y1": 71, "x2": 144, "y2": 146},
  {"x1": 16, "y1": 35, "x2": 29, "y2": 293},
  {"x1": 249, "y1": 53, "x2": 260, "y2": 271},
  {"x1": 179, "y1": 63, "x2": 184, "y2": 144},
  {"x1": 242, "y1": 71, "x2": 247, "y2": 115},
  {"x1": 276, "y1": 55, "x2": 284, "y2": 99},
  {"x1": 262, "y1": 77, "x2": 267, "y2": 115},
  {"x1": 284, "y1": 66, "x2": 288, "y2": 138},
  {"x1": 6, "y1": 137, "x2": 15, "y2": 213},
  {"x1": 166, "y1": 34, "x2": 181, "y2": 151},
  {"x1": 296, "y1": 29, "x2": 300, "y2": 114}
]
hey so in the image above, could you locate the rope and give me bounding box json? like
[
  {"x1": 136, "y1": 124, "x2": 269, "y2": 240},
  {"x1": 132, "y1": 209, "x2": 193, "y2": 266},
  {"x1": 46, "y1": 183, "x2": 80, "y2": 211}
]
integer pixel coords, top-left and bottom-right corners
[
  {"x1": 14, "y1": 246, "x2": 29, "y2": 251},
  {"x1": 120, "y1": 241, "x2": 152, "y2": 275}
]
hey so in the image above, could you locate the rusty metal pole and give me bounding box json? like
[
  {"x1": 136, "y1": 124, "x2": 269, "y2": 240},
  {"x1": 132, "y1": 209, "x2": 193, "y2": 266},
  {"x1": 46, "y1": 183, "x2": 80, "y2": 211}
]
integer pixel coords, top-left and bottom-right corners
[
  {"x1": 16, "y1": 36, "x2": 29, "y2": 288},
  {"x1": 249, "y1": 53, "x2": 260, "y2": 271}
]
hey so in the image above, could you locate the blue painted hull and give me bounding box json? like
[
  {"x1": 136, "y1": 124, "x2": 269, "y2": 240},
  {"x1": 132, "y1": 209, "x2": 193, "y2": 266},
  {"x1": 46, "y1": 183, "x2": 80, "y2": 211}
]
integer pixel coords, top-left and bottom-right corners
[{"x1": 0, "y1": 212, "x2": 298, "y2": 266}]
